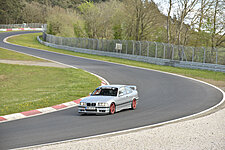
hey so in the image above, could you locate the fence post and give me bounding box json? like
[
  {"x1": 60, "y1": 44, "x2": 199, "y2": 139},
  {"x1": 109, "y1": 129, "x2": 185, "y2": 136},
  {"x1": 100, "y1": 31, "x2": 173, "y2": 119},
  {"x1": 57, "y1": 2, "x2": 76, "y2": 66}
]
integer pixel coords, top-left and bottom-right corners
[
  {"x1": 91, "y1": 39, "x2": 94, "y2": 50},
  {"x1": 60, "y1": 37, "x2": 63, "y2": 45},
  {"x1": 203, "y1": 47, "x2": 206, "y2": 63},
  {"x1": 83, "y1": 38, "x2": 85, "y2": 48},
  {"x1": 181, "y1": 46, "x2": 184, "y2": 61},
  {"x1": 106, "y1": 40, "x2": 108, "y2": 51},
  {"x1": 81, "y1": 38, "x2": 83, "y2": 48},
  {"x1": 77, "y1": 38, "x2": 80, "y2": 48},
  {"x1": 146, "y1": 41, "x2": 150, "y2": 57},
  {"x1": 132, "y1": 40, "x2": 135, "y2": 55},
  {"x1": 125, "y1": 41, "x2": 128, "y2": 54},
  {"x1": 80, "y1": 38, "x2": 83, "y2": 48},
  {"x1": 139, "y1": 41, "x2": 141, "y2": 55},
  {"x1": 171, "y1": 44, "x2": 174, "y2": 60},
  {"x1": 118, "y1": 40, "x2": 121, "y2": 53},
  {"x1": 215, "y1": 47, "x2": 218, "y2": 64},
  {"x1": 50, "y1": 35, "x2": 52, "y2": 43},
  {"x1": 154, "y1": 42, "x2": 157, "y2": 58},
  {"x1": 102, "y1": 39, "x2": 104, "y2": 51},
  {"x1": 87, "y1": 39, "x2": 90, "y2": 49},
  {"x1": 192, "y1": 47, "x2": 195, "y2": 62},
  {"x1": 162, "y1": 43, "x2": 166, "y2": 59},
  {"x1": 97, "y1": 39, "x2": 99, "y2": 50},
  {"x1": 69, "y1": 38, "x2": 72, "y2": 47}
]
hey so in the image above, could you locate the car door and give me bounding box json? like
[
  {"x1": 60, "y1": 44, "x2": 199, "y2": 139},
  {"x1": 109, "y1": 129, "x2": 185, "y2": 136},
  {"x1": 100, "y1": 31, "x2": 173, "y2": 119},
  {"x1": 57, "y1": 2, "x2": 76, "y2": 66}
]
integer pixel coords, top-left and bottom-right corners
[
  {"x1": 116, "y1": 87, "x2": 128, "y2": 111},
  {"x1": 125, "y1": 86, "x2": 133, "y2": 107}
]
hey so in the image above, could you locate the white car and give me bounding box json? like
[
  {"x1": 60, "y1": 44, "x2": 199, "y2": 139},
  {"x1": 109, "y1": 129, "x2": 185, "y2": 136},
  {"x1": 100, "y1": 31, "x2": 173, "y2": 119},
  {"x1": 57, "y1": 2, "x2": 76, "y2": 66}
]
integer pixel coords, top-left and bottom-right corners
[{"x1": 78, "y1": 85, "x2": 139, "y2": 115}]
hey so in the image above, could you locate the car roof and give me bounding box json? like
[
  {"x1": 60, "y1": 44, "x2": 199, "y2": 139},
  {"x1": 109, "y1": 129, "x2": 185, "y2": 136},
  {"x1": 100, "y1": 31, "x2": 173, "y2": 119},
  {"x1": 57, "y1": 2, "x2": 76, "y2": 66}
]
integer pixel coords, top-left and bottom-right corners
[{"x1": 98, "y1": 85, "x2": 125, "y2": 89}]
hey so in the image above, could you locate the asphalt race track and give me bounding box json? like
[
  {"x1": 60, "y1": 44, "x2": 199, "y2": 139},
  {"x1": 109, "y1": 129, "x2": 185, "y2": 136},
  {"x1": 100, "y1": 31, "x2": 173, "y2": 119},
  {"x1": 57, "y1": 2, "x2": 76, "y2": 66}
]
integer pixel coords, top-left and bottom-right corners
[{"x1": 0, "y1": 31, "x2": 223, "y2": 149}]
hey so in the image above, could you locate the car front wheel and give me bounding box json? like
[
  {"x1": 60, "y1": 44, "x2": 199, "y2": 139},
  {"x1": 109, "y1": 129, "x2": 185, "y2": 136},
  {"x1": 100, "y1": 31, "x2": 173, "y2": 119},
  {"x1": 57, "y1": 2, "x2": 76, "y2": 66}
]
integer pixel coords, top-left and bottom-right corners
[
  {"x1": 131, "y1": 99, "x2": 137, "y2": 110},
  {"x1": 110, "y1": 103, "x2": 115, "y2": 114}
]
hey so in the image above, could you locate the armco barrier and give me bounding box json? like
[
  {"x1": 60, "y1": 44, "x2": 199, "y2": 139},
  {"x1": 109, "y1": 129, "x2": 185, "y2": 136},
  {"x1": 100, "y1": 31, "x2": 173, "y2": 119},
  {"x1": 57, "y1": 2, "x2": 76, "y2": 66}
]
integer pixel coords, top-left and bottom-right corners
[{"x1": 37, "y1": 36, "x2": 225, "y2": 73}]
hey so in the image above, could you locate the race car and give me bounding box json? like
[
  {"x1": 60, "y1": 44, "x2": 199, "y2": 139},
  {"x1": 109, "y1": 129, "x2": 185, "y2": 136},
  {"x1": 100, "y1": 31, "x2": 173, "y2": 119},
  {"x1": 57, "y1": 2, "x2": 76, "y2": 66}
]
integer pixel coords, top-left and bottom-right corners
[{"x1": 78, "y1": 85, "x2": 139, "y2": 115}]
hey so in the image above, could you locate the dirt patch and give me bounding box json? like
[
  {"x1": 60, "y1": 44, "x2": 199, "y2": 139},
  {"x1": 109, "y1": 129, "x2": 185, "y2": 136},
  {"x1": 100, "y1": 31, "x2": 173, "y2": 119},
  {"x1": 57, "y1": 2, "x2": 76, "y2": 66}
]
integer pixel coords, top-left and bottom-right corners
[
  {"x1": 0, "y1": 59, "x2": 70, "y2": 68},
  {"x1": 0, "y1": 75, "x2": 7, "y2": 81}
]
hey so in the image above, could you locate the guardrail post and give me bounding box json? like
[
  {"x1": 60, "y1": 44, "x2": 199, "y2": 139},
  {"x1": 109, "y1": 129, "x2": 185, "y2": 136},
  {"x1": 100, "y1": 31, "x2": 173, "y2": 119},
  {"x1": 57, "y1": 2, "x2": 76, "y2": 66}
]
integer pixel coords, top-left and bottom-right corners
[{"x1": 154, "y1": 42, "x2": 157, "y2": 58}]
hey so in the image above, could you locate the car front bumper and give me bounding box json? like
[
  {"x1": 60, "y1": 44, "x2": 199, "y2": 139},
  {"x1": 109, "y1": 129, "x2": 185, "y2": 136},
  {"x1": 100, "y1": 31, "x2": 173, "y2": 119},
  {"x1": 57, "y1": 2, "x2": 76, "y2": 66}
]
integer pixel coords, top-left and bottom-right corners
[{"x1": 78, "y1": 106, "x2": 110, "y2": 114}]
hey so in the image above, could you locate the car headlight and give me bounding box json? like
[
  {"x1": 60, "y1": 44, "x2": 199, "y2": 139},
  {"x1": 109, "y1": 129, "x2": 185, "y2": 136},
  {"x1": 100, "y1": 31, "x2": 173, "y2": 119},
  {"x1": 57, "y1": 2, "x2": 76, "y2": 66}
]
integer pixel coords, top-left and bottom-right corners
[
  {"x1": 80, "y1": 102, "x2": 86, "y2": 106},
  {"x1": 98, "y1": 103, "x2": 108, "y2": 107}
]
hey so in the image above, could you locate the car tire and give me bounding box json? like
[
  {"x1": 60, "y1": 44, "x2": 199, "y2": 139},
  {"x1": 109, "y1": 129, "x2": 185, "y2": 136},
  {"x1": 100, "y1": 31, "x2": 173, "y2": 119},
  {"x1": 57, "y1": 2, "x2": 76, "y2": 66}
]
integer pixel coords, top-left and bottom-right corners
[
  {"x1": 109, "y1": 103, "x2": 116, "y2": 114},
  {"x1": 131, "y1": 99, "x2": 137, "y2": 110}
]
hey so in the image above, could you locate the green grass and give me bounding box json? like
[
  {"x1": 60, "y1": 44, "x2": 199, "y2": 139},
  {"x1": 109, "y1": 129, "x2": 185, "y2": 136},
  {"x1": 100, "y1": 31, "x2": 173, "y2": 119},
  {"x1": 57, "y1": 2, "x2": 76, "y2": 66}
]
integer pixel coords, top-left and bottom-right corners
[
  {"x1": 0, "y1": 63, "x2": 100, "y2": 115},
  {"x1": 0, "y1": 47, "x2": 46, "y2": 61},
  {"x1": 7, "y1": 33, "x2": 225, "y2": 82}
]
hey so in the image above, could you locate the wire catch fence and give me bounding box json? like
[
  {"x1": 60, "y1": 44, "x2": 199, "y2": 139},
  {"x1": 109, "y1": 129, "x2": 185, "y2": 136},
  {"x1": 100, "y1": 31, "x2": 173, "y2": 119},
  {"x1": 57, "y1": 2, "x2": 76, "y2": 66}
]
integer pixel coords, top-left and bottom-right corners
[{"x1": 43, "y1": 33, "x2": 225, "y2": 65}]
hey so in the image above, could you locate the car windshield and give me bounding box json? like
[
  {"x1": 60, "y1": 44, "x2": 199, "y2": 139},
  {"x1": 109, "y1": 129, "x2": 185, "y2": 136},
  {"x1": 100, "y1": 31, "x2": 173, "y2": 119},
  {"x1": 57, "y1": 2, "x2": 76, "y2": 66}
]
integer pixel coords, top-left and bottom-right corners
[{"x1": 91, "y1": 88, "x2": 118, "y2": 96}]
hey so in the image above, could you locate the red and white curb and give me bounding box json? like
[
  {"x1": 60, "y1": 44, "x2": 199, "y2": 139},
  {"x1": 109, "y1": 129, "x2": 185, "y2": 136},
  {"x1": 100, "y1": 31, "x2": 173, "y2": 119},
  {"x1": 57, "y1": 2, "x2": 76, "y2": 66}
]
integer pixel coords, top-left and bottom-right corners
[
  {"x1": 0, "y1": 78, "x2": 108, "y2": 123},
  {"x1": 0, "y1": 28, "x2": 43, "y2": 32}
]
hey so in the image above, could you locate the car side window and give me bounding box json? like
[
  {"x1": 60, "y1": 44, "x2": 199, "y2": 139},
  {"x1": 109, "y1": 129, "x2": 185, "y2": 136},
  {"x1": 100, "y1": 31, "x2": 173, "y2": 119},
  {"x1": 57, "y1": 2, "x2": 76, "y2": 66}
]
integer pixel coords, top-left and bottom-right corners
[
  {"x1": 125, "y1": 87, "x2": 132, "y2": 94},
  {"x1": 118, "y1": 87, "x2": 126, "y2": 96}
]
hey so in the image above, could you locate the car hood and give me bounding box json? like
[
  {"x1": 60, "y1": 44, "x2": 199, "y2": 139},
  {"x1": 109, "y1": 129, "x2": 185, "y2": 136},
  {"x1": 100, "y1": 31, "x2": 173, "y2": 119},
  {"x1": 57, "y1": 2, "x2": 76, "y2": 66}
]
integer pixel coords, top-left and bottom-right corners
[{"x1": 80, "y1": 96, "x2": 115, "y2": 103}]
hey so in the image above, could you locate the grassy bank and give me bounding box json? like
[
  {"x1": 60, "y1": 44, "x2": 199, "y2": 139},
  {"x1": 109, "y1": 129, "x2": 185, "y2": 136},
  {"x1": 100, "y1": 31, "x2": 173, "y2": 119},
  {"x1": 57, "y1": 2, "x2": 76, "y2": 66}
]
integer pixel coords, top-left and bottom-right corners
[
  {"x1": 0, "y1": 47, "x2": 100, "y2": 115},
  {"x1": 0, "y1": 47, "x2": 45, "y2": 61},
  {"x1": 7, "y1": 33, "x2": 225, "y2": 90},
  {"x1": 0, "y1": 63, "x2": 100, "y2": 116}
]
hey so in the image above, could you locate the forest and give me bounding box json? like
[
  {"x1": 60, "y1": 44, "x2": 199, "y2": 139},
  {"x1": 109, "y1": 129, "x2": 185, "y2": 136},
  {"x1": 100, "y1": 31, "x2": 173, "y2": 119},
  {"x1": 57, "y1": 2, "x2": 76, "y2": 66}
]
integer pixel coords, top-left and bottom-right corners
[{"x1": 0, "y1": 0, "x2": 224, "y2": 48}]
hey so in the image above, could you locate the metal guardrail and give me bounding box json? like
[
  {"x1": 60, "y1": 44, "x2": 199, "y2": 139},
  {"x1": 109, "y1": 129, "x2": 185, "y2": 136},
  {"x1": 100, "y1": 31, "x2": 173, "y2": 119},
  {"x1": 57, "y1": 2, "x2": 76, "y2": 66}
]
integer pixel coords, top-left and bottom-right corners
[
  {"x1": 0, "y1": 23, "x2": 47, "y2": 30},
  {"x1": 40, "y1": 34, "x2": 225, "y2": 72},
  {"x1": 43, "y1": 33, "x2": 225, "y2": 65}
]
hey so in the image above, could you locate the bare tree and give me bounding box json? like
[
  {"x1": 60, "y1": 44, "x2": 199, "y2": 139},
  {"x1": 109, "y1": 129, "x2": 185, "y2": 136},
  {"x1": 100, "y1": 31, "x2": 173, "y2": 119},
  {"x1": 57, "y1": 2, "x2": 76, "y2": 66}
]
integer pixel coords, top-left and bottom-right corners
[
  {"x1": 176, "y1": 0, "x2": 199, "y2": 45},
  {"x1": 123, "y1": 0, "x2": 160, "y2": 41},
  {"x1": 167, "y1": 0, "x2": 172, "y2": 44},
  {"x1": 210, "y1": 0, "x2": 225, "y2": 48}
]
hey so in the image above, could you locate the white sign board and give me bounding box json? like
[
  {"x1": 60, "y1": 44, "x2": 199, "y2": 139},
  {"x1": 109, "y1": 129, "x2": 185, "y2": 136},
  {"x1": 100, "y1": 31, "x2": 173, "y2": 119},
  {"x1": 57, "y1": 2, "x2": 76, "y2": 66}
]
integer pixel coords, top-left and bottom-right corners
[{"x1": 115, "y1": 43, "x2": 122, "y2": 53}]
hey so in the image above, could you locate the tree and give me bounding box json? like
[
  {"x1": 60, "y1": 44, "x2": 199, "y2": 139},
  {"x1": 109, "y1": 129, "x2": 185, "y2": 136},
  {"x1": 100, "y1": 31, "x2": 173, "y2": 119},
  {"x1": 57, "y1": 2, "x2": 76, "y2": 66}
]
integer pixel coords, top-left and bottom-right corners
[
  {"x1": 22, "y1": 1, "x2": 47, "y2": 23},
  {"x1": 209, "y1": 0, "x2": 225, "y2": 48},
  {"x1": 78, "y1": 0, "x2": 124, "y2": 39},
  {"x1": 167, "y1": 0, "x2": 172, "y2": 44},
  {"x1": 0, "y1": 0, "x2": 24, "y2": 24},
  {"x1": 123, "y1": 0, "x2": 161, "y2": 41}
]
